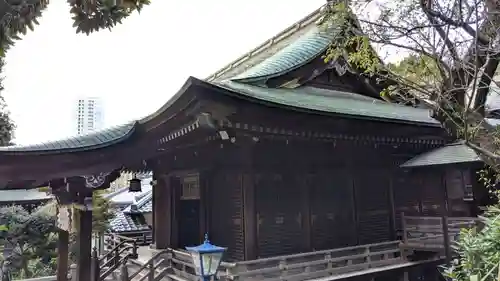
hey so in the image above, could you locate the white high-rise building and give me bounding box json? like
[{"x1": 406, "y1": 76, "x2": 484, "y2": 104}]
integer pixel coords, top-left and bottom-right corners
[{"x1": 74, "y1": 97, "x2": 104, "y2": 135}]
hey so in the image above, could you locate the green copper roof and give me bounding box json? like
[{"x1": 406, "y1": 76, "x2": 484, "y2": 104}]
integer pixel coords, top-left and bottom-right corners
[
  {"x1": 0, "y1": 122, "x2": 137, "y2": 153},
  {"x1": 231, "y1": 24, "x2": 337, "y2": 83},
  {"x1": 400, "y1": 142, "x2": 482, "y2": 168},
  {"x1": 216, "y1": 80, "x2": 439, "y2": 126}
]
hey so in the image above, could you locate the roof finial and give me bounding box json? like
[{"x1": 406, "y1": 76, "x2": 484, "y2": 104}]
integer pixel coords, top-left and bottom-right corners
[{"x1": 204, "y1": 233, "x2": 210, "y2": 243}]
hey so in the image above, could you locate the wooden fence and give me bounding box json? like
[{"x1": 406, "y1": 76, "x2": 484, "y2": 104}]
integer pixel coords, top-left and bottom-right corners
[
  {"x1": 220, "y1": 241, "x2": 402, "y2": 281},
  {"x1": 111, "y1": 241, "x2": 403, "y2": 281},
  {"x1": 400, "y1": 214, "x2": 480, "y2": 260}
]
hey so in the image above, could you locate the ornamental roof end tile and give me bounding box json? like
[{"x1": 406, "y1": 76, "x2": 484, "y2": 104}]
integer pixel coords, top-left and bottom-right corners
[{"x1": 206, "y1": 5, "x2": 325, "y2": 82}]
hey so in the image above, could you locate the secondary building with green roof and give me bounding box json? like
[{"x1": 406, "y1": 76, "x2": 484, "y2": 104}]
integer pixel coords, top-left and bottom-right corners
[{"x1": 0, "y1": 2, "x2": 486, "y2": 280}]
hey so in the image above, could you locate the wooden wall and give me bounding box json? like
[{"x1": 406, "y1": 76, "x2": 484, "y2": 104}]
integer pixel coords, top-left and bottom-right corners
[
  {"x1": 152, "y1": 92, "x2": 460, "y2": 261},
  {"x1": 203, "y1": 133, "x2": 455, "y2": 260}
]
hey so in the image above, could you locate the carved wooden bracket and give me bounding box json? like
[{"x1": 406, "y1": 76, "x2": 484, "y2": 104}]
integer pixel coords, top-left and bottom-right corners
[
  {"x1": 50, "y1": 171, "x2": 115, "y2": 206},
  {"x1": 81, "y1": 172, "x2": 111, "y2": 189}
]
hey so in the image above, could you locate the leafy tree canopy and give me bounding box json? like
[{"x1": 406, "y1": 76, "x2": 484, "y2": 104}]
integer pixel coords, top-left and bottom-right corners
[
  {"x1": 0, "y1": 0, "x2": 151, "y2": 56},
  {"x1": 0, "y1": 205, "x2": 57, "y2": 278},
  {"x1": 321, "y1": 0, "x2": 500, "y2": 169}
]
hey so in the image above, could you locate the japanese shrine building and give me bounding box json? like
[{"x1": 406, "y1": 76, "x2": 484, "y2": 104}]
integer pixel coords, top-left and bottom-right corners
[{"x1": 0, "y1": 2, "x2": 485, "y2": 267}]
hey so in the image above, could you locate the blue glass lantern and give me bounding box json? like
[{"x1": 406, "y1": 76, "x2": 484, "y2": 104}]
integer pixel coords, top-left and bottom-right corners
[{"x1": 185, "y1": 234, "x2": 227, "y2": 280}]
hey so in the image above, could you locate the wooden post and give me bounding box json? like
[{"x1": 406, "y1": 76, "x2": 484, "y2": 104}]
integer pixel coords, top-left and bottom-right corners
[
  {"x1": 120, "y1": 264, "x2": 129, "y2": 281},
  {"x1": 76, "y1": 208, "x2": 93, "y2": 281},
  {"x1": 388, "y1": 176, "x2": 397, "y2": 240},
  {"x1": 131, "y1": 240, "x2": 138, "y2": 259},
  {"x1": 114, "y1": 248, "x2": 119, "y2": 267},
  {"x1": 442, "y1": 215, "x2": 452, "y2": 263},
  {"x1": 91, "y1": 247, "x2": 100, "y2": 281},
  {"x1": 301, "y1": 176, "x2": 312, "y2": 252},
  {"x1": 152, "y1": 173, "x2": 156, "y2": 246},
  {"x1": 241, "y1": 140, "x2": 257, "y2": 260},
  {"x1": 148, "y1": 262, "x2": 154, "y2": 281},
  {"x1": 199, "y1": 171, "x2": 208, "y2": 242},
  {"x1": 153, "y1": 175, "x2": 173, "y2": 249},
  {"x1": 171, "y1": 176, "x2": 181, "y2": 248},
  {"x1": 401, "y1": 212, "x2": 408, "y2": 243},
  {"x1": 56, "y1": 229, "x2": 69, "y2": 281}
]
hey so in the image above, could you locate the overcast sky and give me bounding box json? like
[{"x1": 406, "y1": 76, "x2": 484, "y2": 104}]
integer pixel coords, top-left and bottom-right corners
[{"x1": 2, "y1": 0, "x2": 325, "y2": 145}]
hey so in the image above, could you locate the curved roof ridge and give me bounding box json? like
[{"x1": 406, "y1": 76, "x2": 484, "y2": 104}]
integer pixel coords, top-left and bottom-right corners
[
  {"x1": 0, "y1": 121, "x2": 138, "y2": 153},
  {"x1": 230, "y1": 24, "x2": 337, "y2": 83},
  {"x1": 206, "y1": 4, "x2": 326, "y2": 82}
]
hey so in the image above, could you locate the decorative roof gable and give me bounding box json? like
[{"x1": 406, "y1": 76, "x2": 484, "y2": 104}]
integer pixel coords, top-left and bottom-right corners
[
  {"x1": 231, "y1": 24, "x2": 339, "y2": 84},
  {"x1": 207, "y1": 5, "x2": 325, "y2": 82}
]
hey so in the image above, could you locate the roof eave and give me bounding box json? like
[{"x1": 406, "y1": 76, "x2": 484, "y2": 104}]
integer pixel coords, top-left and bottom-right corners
[
  {"x1": 0, "y1": 122, "x2": 139, "y2": 155},
  {"x1": 401, "y1": 159, "x2": 483, "y2": 169},
  {"x1": 194, "y1": 78, "x2": 442, "y2": 127}
]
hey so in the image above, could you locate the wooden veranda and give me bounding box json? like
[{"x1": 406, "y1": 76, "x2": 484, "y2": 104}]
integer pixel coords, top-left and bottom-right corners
[
  {"x1": 18, "y1": 212, "x2": 478, "y2": 281},
  {"x1": 94, "y1": 235, "x2": 443, "y2": 281},
  {"x1": 104, "y1": 213, "x2": 476, "y2": 281},
  {"x1": 399, "y1": 214, "x2": 480, "y2": 261}
]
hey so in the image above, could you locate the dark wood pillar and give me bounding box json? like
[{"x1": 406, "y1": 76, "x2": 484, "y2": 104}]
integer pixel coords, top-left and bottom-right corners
[
  {"x1": 76, "y1": 207, "x2": 93, "y2": 281},
  {"x1": 66, "y1": 176, "x2": 94, "y2": 281},
  {"x1": 153, "y1": 175, "x2": 172, "y2": 249},
  {"x1": 199, "y1": 172, "x2": 210, "y2": 241},
  {"x1": 300, "y1": 176, "x2": 312, "y2": 251},
  {"x1": 171, "y1": 176, "x2": 181, "y2": 248},
  {"x1": 241, "y1": 139, "x2": 257, "y2": 260},
  {"x1": 152, "y1": 174, "x2": 156, "y2": 245},
  {"x1": 243, "y1": 173, "x2": 257, "y2": 260},
  {"x1": 56, "y1": 229, "x2": 69, "y2": 281},
  {"x1": 388, "y1": 174, "x2": 397, "y2": 240}
]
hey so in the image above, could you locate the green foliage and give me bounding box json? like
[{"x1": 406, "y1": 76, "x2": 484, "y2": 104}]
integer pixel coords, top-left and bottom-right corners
[
  {"x1": 0, "y1": 57, "x2": 14, "y2": 146},
  {"x1": 92, "y1": 189, "x2": 115, "y2": 234},
  {"x1": 0, "y1": 193, "x2": 114, "y2": 278},
  {"x1": 442, "y1": 199, "x2": 500, "y2": 281},
  {"x1": 386, "y1": 55, "x2": 443, "y2": 86},
  {"x1": 69, "y1": 0, "x2": 151, "y2": 35},
  {"x1": 0, "y1": 205, "x2": 58, "y2": 278},
  {"x1": 0, "y1": 0, "x2": 49, "y2": 57},
  {"x1": 322, "y1": 3, "x2": 381, "y2": 75},
  {"x1": 0, "y1": 0, "x2": 152, "y2": 56}
]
